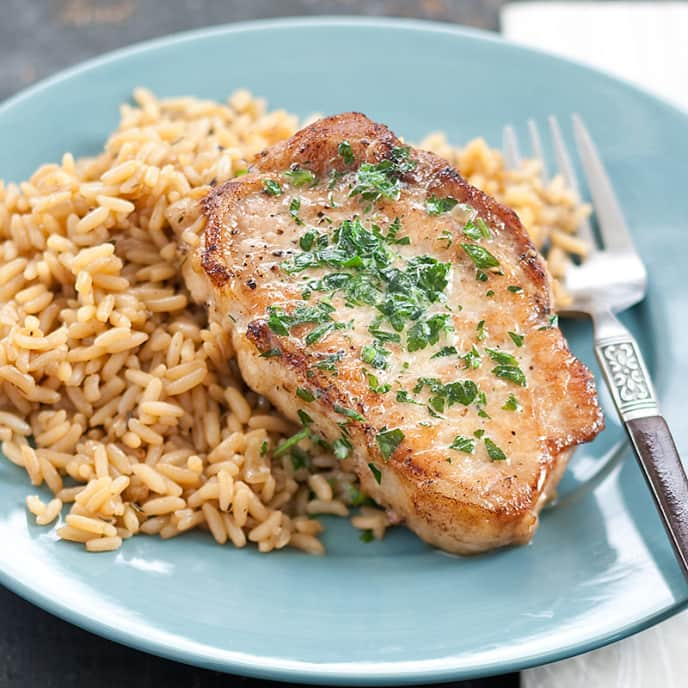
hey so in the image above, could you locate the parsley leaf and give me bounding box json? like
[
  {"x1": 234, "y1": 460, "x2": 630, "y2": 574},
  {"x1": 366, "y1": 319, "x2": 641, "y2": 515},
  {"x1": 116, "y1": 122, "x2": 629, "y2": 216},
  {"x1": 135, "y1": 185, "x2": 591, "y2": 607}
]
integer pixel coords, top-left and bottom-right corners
[
  {"x1": 485, "y1": 438, "x2": 507, "y2": 461},
  {"x1": 376, "y1": 428, "x2": 404, "y2": 460},
  {"x1": 259, "y1": 347, "x2": 281, "y2": 358},
  {"x1": 396, "y1": 390, "x2": 423, "y2": 405},
  {"x1": 359, "y1": 529, "x2": 375, "y2": 543},
  {"x1": 263, "y1": 179, "x2": 282, "y2": 196},
  {"x1": 338, "y1": 140, "x2": 355, "y2": 165},
  {"x1": 284, "y1": 166, "x2": 317, "y2": 187},
  {"x1": 502, "y1": 394, "x2": 522, "y2": 412},
  {"x1": 426, "y1": 195, "x2": 458, "y2": 216},
  {"x1": 462, "y1": 345, "x2": 482, "y2": 369},
  {"x1": 273, "y1": 428, "x2": 310, "y2": 457},
  {"x1": 507, "y1": 285, "x2": 523, "y2": 293},
  {"x1": 296, "y1": 387, "x2": 315, "y2": 402},
  {"x1": 333, "y1": 436, "x2": 352, "y2": 459},
  {"x1": 492, "y1": 365, "x2": 527, "y2": 386},
  {"x1": 508, "y1": 331, "x2": 525, "y2": 347},
  {"x1": 450, "y1": 435, "x2": 476, "y2": 454},
  {"x1": 334, "y1": 404, "x2": 365, "y2": 422},
  {"x1": 289, "y1": 197, "x2": 304, "y2": 225},
  {"x1": 260, "y1": 440, "x2": 269, "y2": 456},
  {"x1": 367, "y1": 373, "x2": 391, "y2": 394},
  {"x1": 407, "y1": 313, "x2": 452, "y2": 352},
  {"x1": 462, "y1": 243, "x2": 500, "y2": 269},
  {"x1": 485, "y1": 348, "x2": 519, "y2": 366},
  {"x1": 368, "y1": 462, "x2": 382, "y2": 484},
  {"x1": 431, "y1": 345, "x2": 458, "y2": 359}
]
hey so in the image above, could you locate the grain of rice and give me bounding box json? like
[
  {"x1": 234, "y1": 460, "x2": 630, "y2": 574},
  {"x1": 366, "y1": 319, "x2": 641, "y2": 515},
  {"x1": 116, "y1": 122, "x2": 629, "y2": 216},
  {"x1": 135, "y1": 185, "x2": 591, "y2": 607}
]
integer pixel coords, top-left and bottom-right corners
[
  {"x1": 26, "y1": 494, "x2": 46, "y2": 516},
  {"x1": 141, "y1": 495, "x2": 185, "y2": 515},
  {"x1": 201, "y1": 502, "x2": 227, "y2": 544},
  {"x1": 36, "y1": 498, "x2": 62, "y2": 525},
  {"x1": 86, "y1": 536, "x2": 122, "y2": 552}
]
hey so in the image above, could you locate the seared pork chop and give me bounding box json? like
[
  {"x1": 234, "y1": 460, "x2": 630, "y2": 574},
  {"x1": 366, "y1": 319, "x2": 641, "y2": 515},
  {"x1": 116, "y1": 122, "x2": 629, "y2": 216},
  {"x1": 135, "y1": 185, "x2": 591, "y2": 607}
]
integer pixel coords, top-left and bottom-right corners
[{"x1": 191, "y1": 113, "x2": 603, "y2": 554}]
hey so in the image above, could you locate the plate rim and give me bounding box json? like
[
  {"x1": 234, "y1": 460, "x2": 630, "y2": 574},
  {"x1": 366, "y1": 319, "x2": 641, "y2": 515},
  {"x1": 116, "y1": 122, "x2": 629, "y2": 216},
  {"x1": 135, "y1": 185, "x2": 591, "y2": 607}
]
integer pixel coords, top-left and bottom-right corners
[{"x1": 1, "y1": 15, "x2": 687, "y2": 685}]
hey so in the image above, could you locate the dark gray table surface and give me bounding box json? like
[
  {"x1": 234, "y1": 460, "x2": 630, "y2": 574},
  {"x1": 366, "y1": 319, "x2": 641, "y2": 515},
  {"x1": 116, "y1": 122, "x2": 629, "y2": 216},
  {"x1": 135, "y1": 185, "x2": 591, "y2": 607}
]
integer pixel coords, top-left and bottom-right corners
[{"x1": 0, "y1": 2, "x2": 519, "y2": 687}]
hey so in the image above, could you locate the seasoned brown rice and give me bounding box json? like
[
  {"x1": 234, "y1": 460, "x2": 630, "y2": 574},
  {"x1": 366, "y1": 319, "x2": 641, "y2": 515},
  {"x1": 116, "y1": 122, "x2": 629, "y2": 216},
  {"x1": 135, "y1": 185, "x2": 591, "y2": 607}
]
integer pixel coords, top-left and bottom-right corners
[{"x1": 0, "y1": 88, "x2": 587, "y2": 553}]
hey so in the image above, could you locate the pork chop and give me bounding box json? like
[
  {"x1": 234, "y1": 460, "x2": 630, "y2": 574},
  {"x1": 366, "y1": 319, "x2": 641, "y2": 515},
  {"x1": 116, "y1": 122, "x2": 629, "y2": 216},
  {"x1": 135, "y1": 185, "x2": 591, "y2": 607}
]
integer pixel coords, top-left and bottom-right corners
[{"x1": 190, "y1": 112, "x2": 604, "y2": 554}]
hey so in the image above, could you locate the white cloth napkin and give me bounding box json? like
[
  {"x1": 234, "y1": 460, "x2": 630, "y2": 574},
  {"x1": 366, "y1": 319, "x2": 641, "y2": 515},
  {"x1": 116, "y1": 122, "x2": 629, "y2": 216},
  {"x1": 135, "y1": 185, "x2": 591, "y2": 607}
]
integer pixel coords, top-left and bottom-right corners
[
  {"x1": 502, "y1": 1, "x2": 688, "y2": 112},
  {"x1": 501, "y1": 3, "x2": 688, "y2": 685}
]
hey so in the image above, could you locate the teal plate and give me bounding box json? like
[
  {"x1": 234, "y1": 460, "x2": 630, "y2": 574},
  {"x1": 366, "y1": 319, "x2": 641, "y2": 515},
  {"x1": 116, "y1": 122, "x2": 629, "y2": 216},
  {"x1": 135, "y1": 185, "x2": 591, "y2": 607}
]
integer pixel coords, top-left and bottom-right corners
[{"x1": 0, "y1": 17, "x2": 687, "y2": 685}]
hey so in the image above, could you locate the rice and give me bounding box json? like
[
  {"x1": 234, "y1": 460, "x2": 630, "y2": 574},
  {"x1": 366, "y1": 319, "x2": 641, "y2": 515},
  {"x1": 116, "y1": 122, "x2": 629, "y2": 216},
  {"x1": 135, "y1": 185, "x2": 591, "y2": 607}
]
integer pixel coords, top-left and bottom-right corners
[{"x1": 0, "y1": 88, "x2": 586, "y2": 553}]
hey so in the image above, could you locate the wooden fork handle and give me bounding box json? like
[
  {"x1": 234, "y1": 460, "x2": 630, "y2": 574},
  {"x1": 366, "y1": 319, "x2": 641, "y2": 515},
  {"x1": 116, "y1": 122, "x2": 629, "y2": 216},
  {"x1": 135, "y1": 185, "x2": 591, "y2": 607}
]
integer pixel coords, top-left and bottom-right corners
[
  {"x1": 594, "y1": 310, "x2": 688, "y2": 579},
  {"x1": 626, "y1": 416, "x2": 688, "y2": 579}
]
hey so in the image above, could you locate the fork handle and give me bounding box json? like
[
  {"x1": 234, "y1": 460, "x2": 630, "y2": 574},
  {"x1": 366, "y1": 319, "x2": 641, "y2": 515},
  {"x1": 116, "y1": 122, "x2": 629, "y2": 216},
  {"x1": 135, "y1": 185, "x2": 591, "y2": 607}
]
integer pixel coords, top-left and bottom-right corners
[{"x1": 594, "y1": 310, "x2": 688, "y2": 579}]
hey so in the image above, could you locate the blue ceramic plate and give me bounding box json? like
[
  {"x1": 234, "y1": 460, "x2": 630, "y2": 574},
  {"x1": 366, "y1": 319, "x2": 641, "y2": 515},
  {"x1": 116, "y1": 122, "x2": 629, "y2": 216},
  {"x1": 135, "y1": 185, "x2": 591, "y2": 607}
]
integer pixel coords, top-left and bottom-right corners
[{"x1": 0, "y1": 17, "x2": 686, "y2": 686}]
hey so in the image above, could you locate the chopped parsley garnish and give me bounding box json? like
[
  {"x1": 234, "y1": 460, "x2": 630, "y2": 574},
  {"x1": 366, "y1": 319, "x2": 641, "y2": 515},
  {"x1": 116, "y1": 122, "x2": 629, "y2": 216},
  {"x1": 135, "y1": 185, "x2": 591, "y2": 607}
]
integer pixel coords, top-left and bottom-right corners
[
  {"x1": 437, "y1": 230, "x2": 453, "y2": 248},
  {"x1": 313, "y1": 351, "x2": 344, "y2": 373},
  {"x1": 431, "y1": 345, "x2": 458, "y2": 359},
  {"x1": 426, "y1": 195, "x2": 458, "y2": 216},
  {"x1": 508, "y1": 331, "x2": 525, "y2": 347},
  {"x1": 273, "y1": 428, "x2": 310, "y2": 457},
  {"x1": 476, "y1": 320, "x2": 487, "y2": 341},
  {"x1": 476, "y1": 269, "x2": 488, "y2": 282},
  {"x1": 350, "y1": 146, "x2": 416, "y2": 203},
  {"x1": 462, "y1": 345, "x2": 481, "y2": 369},
  {"x1": 338, "y1": 140, "x2": 355, "y2": 165},
  {"x1": 368, "y1": 462, "x2": 382, "y2": 484},
  {"x1": 334, "y1": 404, "x2": 365, "y2": 422},
  {"x1": 279, "y1": 217, "x2": 452, "y2": 349},
  {"x1": 407, "y1": 313, "x2": 452, "y2": 352},
  {"x1": 462, "y1": 243, "x2": 500, "y2": 269},
  {"x1": 361, "y1": 343, "x2": 390, "y2": 369},
  {"x1": 296, "y1": 387, "x2": 315, "y2": 402},
  {"x1": 259, "y1": 347, "x2": 282, "y2": 358},
  {"x1": 299, "y1": 229, "x2": 316, "y2": 250},
  {"x1": 396, "y1": 390, "x2": 423, "y2": 405},
  {"x1": 333, "y1": 436, "x2": 352, "y2": 459},
  {"x1": 492, "y1": 364, "x2": 527, "y2": 387},
  {"x1": 502, "y1": 394, "x2": 522, "y2": 412},
  {"x1": 462, "y1": 218, "x2": 491, "y2": 241},
  {"x1": 368, "y1": 327, "x2": 401, "y2": 344},
  {"x1": 538, "y1": 314, "x2": 559, "y2": 330},
  {"x1": 507, "y1": 285, "x2": 523, "y2": 293},
  {"x1": 376, "y1": 428, "x2": 405, "y2": 460},
  {"x1": 413, "y1": 377, "x2": 478, "y2": 410},
  {"x1": 450, "y1": 435, "x2": 476, "y2": 454},
  {"x1": 263, "y1": 179, "x2": 282, "y2": 196},
  {"x1": 289, "y1": 197, "x2": 304, "y2": 225},
  {"x1": 297, "y1": 409, "x2": 313, "y2": 426},
  {"x1": 234, "y1": 168, "x2": 248, "y2": 177},
  {"x1": 359, "y1": 529, "x2": 375, "y2": 543},
  {"x1": 473, "y1": 429, "x2": 485, "y2": 439},
  {"x1": 290, "y1": 447, "x2": 309, "y2": 470},
  {"x1": 485, "y1": 348, "x2": 519, "y2": 366},
  {"x1": 486, "y1": 289, "x2": 495, "y2": 297},
  {"x1": 260, "y1": 440, "x2": 269, "y2": 456},
  {"x1": 485, "y1": 438, "x2": 507, "y2": 461},
  {"x1": 266, "y1": 301, "x2": 342, "y2": 345},
  {"x1": 367, "y1": 373, "x2": 391, "y2": 394},
  {"x1": 284, "y1": 166, "x2": 317, "y2": 187}
]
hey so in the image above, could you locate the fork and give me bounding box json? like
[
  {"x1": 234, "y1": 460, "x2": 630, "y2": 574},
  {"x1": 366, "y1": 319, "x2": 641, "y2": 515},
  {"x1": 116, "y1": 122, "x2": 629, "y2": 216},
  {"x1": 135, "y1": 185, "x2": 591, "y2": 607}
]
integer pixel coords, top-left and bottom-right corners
[{"x1": 503, "y1": 115, "x2": 688, "y2": 579}]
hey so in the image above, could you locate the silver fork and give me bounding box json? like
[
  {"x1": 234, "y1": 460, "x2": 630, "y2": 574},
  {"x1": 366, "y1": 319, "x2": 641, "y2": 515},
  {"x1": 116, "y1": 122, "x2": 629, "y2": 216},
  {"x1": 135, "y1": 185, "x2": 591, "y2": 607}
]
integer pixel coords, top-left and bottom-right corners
[{"x1": 503, "y1": 116, "x2": 688, "y2": 579}]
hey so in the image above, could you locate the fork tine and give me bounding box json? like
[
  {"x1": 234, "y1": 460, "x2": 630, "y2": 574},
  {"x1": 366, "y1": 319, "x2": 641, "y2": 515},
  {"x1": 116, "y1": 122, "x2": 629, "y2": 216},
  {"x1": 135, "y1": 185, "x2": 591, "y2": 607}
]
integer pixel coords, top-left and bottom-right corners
[
  {"x1": 571, "y1": 114, "x2": 637, "y2": 254},
  {"x1": 527, "y1": 119, "x2": 548, "y2": 182},
  {"x1": 502, "y1": 125, "x2": 522, "y2": 170},
  {"x1": 548, "y1": 116, "x2": 596, "y2": 249}
]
